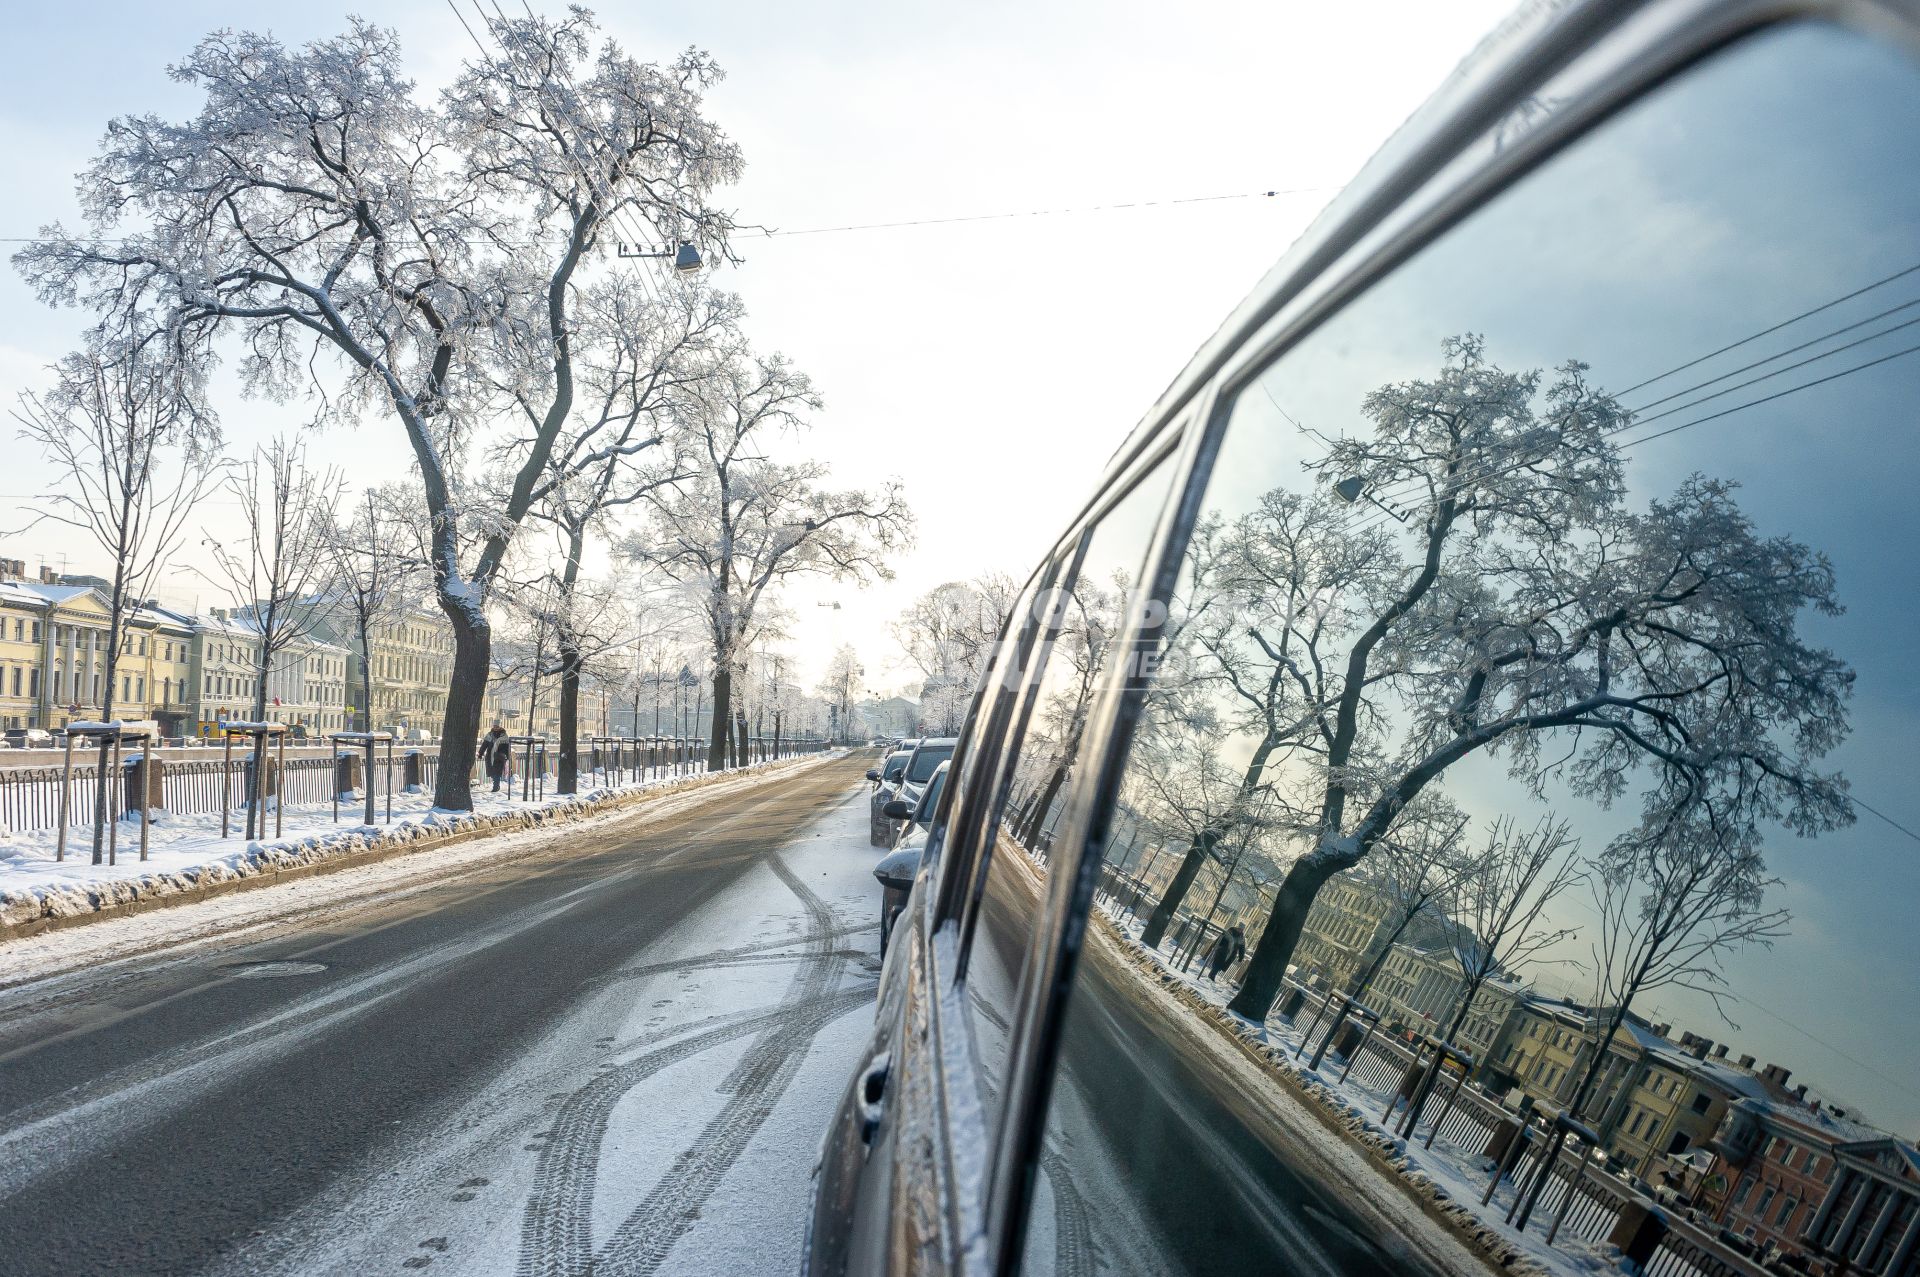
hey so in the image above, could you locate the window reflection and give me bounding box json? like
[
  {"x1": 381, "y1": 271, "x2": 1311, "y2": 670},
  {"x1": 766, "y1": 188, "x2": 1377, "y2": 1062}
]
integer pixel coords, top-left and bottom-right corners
[
  {"x1": 962, "y1": 459, "x2": 1174, "y2": 1142},
  {"x1": 1024, "y1": 21, "x2": 1920, "y2": 1277}
]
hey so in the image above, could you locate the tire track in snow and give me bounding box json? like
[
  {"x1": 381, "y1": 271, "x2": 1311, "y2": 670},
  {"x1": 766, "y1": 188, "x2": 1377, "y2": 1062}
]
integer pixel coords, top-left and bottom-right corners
[
  {"x1": 1040, "y1": 1149, "x2": 1098, "y2": 1277},
  {"x1": 516, "y1": 853, "x2": 853, "y2": 1277},
  {"x1": 585, "y1": 853, "x2": 842, "y2": 1277}
]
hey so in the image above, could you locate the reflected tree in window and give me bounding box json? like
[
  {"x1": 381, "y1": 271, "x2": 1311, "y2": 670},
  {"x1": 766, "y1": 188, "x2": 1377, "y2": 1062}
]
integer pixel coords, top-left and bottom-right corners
[{"x1": 1218, "y1": 335, "x2": 1855, "y2": 1022}]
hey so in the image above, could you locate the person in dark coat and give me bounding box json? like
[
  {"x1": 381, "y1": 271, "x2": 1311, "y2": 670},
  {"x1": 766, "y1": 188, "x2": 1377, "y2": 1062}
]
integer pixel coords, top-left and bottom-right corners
[
  {"x1": 1207, "y1": 924, "x2": 1247, "y2": 980},
  {"x1": 478, "y1": 724, "x2": 514, "y2": 792}
]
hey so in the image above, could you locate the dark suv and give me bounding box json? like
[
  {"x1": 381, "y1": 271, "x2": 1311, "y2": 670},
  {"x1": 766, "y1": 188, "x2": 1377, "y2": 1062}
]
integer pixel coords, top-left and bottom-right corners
[{"x1": 808, "y1": 1, "x2": 1920, "y2": 1273}]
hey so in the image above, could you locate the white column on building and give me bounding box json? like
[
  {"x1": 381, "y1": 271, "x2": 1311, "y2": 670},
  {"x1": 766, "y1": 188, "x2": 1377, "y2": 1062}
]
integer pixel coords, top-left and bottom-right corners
[
  {"x1": 1807, "y1": 1168, "x2": 1850, "y2": 1246},
  {"x1": 1856, "y1": 1185, "x2": 1903, "y2": 1269},
  {"x1": 1885, "y1": 1198, "x2": 1920, "y2": 1276}
]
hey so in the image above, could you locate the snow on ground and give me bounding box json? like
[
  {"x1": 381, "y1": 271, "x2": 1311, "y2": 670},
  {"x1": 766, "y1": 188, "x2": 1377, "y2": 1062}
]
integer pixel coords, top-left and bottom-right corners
[
  {"x1": 196, "y1": 782, "x2": 884, "y2": 1277},
  {"x1": 1092, "y1": 897, "x2": 1631, "y2": 1277},
  {"x1": 0, "y1": 756, "x2": 838, "y2": 989},
  {"x1": 0, "y1": 756, "x2": 825, "y2": 932}
]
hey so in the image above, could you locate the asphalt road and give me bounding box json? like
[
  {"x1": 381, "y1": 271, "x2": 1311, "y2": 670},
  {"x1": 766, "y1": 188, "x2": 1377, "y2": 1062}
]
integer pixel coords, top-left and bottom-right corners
[{"x1": 0, "y1": 755, "x2": 881, "y2": 1277}]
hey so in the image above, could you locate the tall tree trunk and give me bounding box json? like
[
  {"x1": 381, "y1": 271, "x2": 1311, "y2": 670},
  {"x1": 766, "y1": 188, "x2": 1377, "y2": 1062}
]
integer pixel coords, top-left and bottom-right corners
[
  {"x1": 434, "y1": 607, "x2": 491, "y2": 810},
  {"x1": 557, "y1": 631, "x2": 582, "y2": 795},
  {"x1": 706, "y1": 664, "x2": 731, "y2": 772},
  {"x1": 1143, "y1": 735, "x2": 1278, "y2": 938},
  {"x1": 1228, "y1": 855, "x2": 1341, "y2": 1021},
  {"x1": 1140, "y1": 831, "x2": 1214, "y2": 949},
  {"x1": 1018, "y1": 759, "x2": 1069, "y2": 848}
]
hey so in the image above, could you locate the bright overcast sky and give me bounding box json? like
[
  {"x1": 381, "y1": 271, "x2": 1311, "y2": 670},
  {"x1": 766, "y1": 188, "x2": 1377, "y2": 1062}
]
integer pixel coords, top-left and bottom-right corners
[{"x1": 0, "y1": 0, "x2": 1513, "y2": 694}]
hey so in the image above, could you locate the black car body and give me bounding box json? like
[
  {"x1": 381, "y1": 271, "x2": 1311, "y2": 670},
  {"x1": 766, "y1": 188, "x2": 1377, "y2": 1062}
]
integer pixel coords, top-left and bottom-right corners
[{"x1": 809, "y1": 1, "x2": 1920, "y2": 1274}]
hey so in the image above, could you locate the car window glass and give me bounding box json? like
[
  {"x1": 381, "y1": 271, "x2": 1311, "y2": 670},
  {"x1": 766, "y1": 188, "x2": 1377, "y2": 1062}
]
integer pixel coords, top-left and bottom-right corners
[
  {"x1": 933, "y1": 557, "x2": 1073, "y2": 923},
  {"x1": 915, "y1": 767, "x2": 947, "y2": 823},
  {"x1": 1021, "y1": 23, "x2": 1920, "y2": 1277},
  {"x1": 960, "y1": 456, "x2": 1175, "y2": 1147},
  {"x1": 907, "y1": 745, "x2": 952, "y2": 784}
]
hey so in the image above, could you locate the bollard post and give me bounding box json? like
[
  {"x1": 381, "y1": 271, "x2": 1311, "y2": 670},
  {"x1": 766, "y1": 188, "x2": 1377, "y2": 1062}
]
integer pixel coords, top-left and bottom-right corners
[
  {"x1": 55, "y1": 730, "x2": 75, "y2": 861},
  {"x1": 363, "y1": 738, "x2": 377, "y2": 826},
  {"x1": 221, "y1": 731, "x2": 234, "y2": 839},
  {"x1": 107, "y1": 733, "x2": 121, "y2": 867}
]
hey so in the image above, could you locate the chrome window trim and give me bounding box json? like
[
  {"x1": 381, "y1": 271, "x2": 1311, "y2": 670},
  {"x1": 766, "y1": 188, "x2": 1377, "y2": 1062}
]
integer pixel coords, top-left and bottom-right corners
[{"x1": 967, "y1": 0, "x2": 1920, "y2": 1272}]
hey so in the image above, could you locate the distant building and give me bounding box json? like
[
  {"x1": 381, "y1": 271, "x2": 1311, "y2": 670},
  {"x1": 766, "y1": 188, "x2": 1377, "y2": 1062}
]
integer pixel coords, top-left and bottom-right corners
[
  {"x1": 0, "y1": 564, "x2": 197, "y2": 733},
  {"x1": 858, "y1": 696, "x2": 919, "y2": 740},
  {"x1": 188, "y1": 609, "x2": 350, "y2": 736},
  {"x1": 1705, "y1": 1081, "x2": 1920, "y2": 1273}
]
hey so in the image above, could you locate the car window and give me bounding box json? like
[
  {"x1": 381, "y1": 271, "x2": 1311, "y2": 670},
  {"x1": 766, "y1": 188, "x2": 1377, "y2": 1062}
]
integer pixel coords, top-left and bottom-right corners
[
  {"x1": 906, "y1": 744, "x2": 952, "y2": 784},
  {"x1": 914, "y1": 765, "x2": 948, "y2": 824},
  {"x1": 1019, "y1": 22, "x2": 1920, "y2": 1276},
  {"x1": 931, "y1": 556, "x2": 1074, "y2": 921},
  {"x1": 958, "y1": 454, "x2": 1176, "y2": 1149},
  {"x1": 882, "y1": 751, "x2": 908, "y2": 779}
]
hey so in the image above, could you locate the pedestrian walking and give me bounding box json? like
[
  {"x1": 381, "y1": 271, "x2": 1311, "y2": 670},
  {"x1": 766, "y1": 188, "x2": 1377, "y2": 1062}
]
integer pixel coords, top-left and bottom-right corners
[
  {"x1": 1206, "y1": 923, "x2": 1247, "y2": 980},
  {"x1": 478, "y1": 723, "x2": 514, "y2": 793}
]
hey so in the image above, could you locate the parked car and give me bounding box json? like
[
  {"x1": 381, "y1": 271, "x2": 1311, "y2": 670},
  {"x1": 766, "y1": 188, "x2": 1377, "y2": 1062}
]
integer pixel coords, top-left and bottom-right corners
[
  {"x1": 873, "y1": 760, "x2": 949, "y2": 956},
  {"x1": 869, "y1": 736, "x2": 954, "y2": 847},
  {"x1": 865, "y1": 749, "x2": 913, "y2": 843},
  {"x1": 808, "y1": 3, "x2": 1920, "y2": 1272},
  {"x1": 3, "y1": 728, "x2": 54, "y2": 749}
]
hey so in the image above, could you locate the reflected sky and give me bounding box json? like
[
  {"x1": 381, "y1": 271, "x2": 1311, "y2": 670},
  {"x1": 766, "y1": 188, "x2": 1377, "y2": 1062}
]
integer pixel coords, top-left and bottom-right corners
[{"x1": 1181, "y1": 21, "x2": 1920, "y2": 1129}]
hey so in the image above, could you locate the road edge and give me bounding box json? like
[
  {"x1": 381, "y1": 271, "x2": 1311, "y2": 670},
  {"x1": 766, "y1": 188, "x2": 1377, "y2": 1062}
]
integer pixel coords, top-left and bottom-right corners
[{"x1": 0, "y1": 754, "x2": 846, "y2": 943}]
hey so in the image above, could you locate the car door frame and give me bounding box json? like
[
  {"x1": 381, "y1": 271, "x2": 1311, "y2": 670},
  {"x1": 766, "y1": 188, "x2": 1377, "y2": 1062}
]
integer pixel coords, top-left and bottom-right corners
[{"x1": 942, "y1": 0, "x2": 1920, "y2": 1272}]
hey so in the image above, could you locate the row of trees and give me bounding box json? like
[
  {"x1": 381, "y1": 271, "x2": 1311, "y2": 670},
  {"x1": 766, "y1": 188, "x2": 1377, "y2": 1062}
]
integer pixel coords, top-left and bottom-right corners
[
  {"x1": 999, "y1": 337, "x2": 1851, "y2": 1171},
  {"x1": 14, "y1": 10, "x2": 912, "y2": 807}
]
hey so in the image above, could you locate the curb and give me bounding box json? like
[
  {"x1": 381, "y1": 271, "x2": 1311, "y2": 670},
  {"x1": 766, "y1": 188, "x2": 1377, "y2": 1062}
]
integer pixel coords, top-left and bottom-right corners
[
  {"x1": 1, "y1": 753, "x2": 843, "y2": 942},
  {"x1": 1096, "y1": 910, "x2": 1553, "y2": 1276}
]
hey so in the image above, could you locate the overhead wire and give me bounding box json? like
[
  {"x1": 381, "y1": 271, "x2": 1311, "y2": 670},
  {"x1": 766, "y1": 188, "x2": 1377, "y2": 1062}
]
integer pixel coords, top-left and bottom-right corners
[{"x1": 1322, "y1": 264, "x2": 1920, "y2": 533}]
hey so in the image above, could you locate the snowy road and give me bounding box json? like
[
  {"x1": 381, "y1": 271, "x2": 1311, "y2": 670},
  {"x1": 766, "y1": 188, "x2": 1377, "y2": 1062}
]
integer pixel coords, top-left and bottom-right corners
[{"x1": 0, "y1": 754, "x2": 881, "y2": 1277}]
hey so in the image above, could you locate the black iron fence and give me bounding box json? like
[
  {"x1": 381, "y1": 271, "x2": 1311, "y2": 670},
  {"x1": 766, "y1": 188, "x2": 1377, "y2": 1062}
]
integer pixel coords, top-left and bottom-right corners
[{"x1": 0, "y1": 736, "x2": 835, "y2": 837}]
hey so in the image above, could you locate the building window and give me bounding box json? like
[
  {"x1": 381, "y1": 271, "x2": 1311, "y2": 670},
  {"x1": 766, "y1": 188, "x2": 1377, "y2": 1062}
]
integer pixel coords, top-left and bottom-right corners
[
  {"x1": 1775, "y1": 1196, "x2": 1798, "y2": 1229},
  {"x1": 1692, "y1": 1093, "x2": 1711, "y2": 1114}
]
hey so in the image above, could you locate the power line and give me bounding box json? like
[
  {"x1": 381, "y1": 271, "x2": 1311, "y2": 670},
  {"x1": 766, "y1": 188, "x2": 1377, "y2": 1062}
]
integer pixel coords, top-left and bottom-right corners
[
  {"x1": 1718, "y1": 988, "x2": 1920, "y2": 1104},
  {"x1": 744, "y1": 186, "x2": 1336, "y2": 238},
  {"x1": 1613, "y1": 261, "x2": 1920, "y2": 398},
  {"x1": 1847, "y1": 793, "x2": 1920, "y2": 845},
  {"x1": 1336, "y1": 264, "x2": 1920, "y2": 520},
  {"x1": 0, "y1": 190, "x2": 1333, "y2": 250},
  {"x1": 1340, "y1": 297, "x2": 1920, "y2": 536}
]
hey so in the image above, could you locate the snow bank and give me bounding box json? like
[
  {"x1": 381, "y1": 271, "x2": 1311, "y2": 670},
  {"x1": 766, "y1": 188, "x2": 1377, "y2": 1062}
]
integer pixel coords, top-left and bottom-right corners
[{"x1": 0, "y1": 753, "x2": 843, "y2": 938}]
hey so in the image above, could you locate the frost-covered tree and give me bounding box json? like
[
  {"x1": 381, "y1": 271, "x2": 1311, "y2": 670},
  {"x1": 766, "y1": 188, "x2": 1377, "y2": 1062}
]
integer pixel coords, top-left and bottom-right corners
[
  {"x1": 1225, "y1": 336, "x2": 1854, "y2": 1021},
  {"x1": 13, "y1": 12, "x2": 742, "y2": 808},
  {"x1": 626, "y1": 348, "x2": 913, "y2": 771},
  {"x1": 518, "y1": 279, "x2": 738, "y2": 792},
  {"x1": 13, "y1": 337, "x2": 221, "y2": 863},
  {"x1": 318, "y1": 487, "x2": 424, "y2": 732},
  {"x1": 206, "y1": 438, "x2": 343, "y2": 727},
  {"x1": 1510, "y1": 798, "x2": 1789, "y2": 1229},
  {"x1": 1139, "y1": 502, "x2": 1388, "y2": 947},
  {"x1": 816, "y1": 643, "x2": 864, "y2": 743},
  {"x1": 894, "y1": 574, "x2": 1018, "y2": 735}
]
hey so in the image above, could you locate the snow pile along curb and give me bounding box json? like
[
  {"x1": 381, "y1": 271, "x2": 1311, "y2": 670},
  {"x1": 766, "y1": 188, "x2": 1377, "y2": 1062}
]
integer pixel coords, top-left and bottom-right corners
[
  {"x1": 1092, "y1": 908, "x2": 1564, "y2": 1277},
  {"x1": 1, "y1": 753, "x2": 841, "y2": 939}
]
